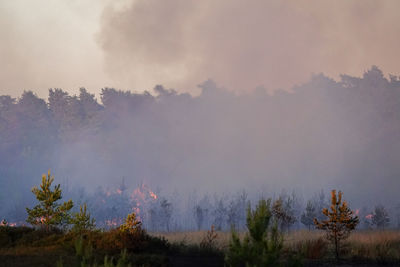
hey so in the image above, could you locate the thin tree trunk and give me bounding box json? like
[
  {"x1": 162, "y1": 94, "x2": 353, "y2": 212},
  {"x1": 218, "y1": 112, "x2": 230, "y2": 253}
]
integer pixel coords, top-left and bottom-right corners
[{"x1": 334, "y1": 231, "x2": 339, "y2": 261}]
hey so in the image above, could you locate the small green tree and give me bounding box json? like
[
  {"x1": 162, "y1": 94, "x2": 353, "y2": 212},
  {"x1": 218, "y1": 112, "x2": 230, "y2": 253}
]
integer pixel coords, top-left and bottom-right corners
[
  {"x1": 314, "y1": 190, "x2": 359, "y2": 260},
  {"x1": 26, "y1": 170, "x2": 74, "y2": 231},
  {"x1": 225, "y1": 199, "x2": 283, "y2": 266},
  {"x1": 71, "y1": 203, "x2": 96, "y2": 233},
  {"x1": 119, "y1": 212, "x2": 142, "y2": 235}
]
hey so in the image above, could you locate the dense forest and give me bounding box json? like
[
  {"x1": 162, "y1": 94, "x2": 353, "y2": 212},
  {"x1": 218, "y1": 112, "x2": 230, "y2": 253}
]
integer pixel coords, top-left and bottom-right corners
[{"x1": 1, "y1": 66, "x2": 400, "y2": 230}]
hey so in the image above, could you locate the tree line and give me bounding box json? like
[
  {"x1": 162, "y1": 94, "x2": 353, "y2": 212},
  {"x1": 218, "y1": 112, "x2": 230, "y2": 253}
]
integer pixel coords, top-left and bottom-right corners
[
  {"x1": 1, "y1": 170, "x2": 395, "y2": 233},
  {"x1": 1, "y1": 66, "x2": 400, "y2": 225}
]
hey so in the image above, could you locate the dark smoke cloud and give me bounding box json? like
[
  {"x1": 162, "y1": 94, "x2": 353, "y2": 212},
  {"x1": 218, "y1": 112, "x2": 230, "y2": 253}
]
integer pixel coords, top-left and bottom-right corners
[
  {"x1": 2, "y1": 1, "x2": 400, "y2": 97},
  {"x1": 98, "y1": 0, "x2": 400, "y2": 93}
]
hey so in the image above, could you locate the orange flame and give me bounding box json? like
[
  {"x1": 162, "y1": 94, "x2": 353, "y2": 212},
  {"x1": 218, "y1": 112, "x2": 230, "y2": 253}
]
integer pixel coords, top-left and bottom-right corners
[
  {"x1": 97, "y1": 183, "x2": 158, "y2": 226},
  {"x1": 149, "y1": 191, "x2": 158, "y2": 200},
  {"x1": 37, "y1": 216, "x2": 47, "y2": 223},
  {"x1": 130, "y1": 184, "x2": 158, "y2": 203},
  {"x1": 129, "y1": 183, "x2": 158, "y2": 221},
  {"x1": 0, "y1": 221, "x2": 17, "y2": 227}
]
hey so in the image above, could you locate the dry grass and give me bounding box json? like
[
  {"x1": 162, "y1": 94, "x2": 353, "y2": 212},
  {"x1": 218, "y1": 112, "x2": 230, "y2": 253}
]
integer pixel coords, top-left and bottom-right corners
[
  {"x1": 151, "y1": 229, "x2": 400, "y2": 262},
  {"x1": 285, "y1": 230, "x2": 400, "y2": 261},
  {"x1": 151, "y1": 229, "x2": 323, "y2": 249},
  {"x1": 349, "y1": 230, "x2": 400, "y2": 244},
  {"x1": 282, "y1": 230, "x2": 323, "y2": 245},
  {"x1": 346, "y1": 230, "x2": 400, "y2": 262},
  {"x1": 150, "y1": 230, "x2": 239, "y2": 250}
]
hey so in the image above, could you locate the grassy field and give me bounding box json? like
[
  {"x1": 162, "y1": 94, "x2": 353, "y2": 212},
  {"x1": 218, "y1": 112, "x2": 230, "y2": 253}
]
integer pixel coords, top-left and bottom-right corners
[
  {"x1": 1, "y1": 226, "x2": 400, "y2": 266},
  {"x1": 0, "y1": 226, "x2": 223, "y2": 267},
  {"x1": 152, "y1": 229, "x2": 400, "y2": 266}
]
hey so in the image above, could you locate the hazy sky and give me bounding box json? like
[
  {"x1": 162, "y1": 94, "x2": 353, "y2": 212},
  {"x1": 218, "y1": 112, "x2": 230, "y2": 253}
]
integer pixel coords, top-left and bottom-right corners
[{"x1": 1, "y1": 0, "x2": 400, "y2": 98}]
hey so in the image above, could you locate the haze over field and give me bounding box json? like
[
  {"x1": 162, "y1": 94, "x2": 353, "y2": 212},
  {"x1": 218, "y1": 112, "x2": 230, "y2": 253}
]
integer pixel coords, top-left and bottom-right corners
[
  {"x1": 1, "y1": 1, "x2": 400, "y2": 226},
  {"x1": 1, "y1": 67, "x2": 400, "y2": 218}
]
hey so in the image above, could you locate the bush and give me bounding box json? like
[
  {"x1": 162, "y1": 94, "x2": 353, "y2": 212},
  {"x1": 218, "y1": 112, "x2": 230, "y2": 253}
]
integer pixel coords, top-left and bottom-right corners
[
  {"x1": 0, "y1": 226, "x2": 54, "y2": 247},
  {"x1": 77, "y1": 227, "x2": 168, "y2": 255},
  {"x1": 200, "y1": 225, "x2": 218, "y2": 250}
]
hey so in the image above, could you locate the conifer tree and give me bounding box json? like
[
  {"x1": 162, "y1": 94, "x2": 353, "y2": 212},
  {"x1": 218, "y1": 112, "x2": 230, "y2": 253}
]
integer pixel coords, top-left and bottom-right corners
[
  {"x1": 225, "y1": 199, "x2": 283, "y2": 266},
  {"x1": 119, "y1": 212, "x2": 142, "y2": 235},
  {"x1": 26, "y1": 170, "x2": 74, "y2": 231},
  {"x1": 71, "y1": 203, "x2": 96, "y2": 232},
  {"x1": 314, "y1": 190, "x2": 359, "y2": 260}
]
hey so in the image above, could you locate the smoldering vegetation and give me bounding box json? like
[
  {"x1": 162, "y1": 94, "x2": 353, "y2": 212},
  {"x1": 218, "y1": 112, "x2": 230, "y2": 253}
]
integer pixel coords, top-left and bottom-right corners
[{"x1": 1, "y1": 66, "x2": 400, "y2": 230}]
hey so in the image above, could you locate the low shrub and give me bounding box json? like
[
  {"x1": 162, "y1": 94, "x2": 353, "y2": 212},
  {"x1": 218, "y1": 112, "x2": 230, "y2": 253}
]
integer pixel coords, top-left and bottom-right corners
[
  {"x1": 0, "y1": 226, "x2": 65, "y2": 247},
  {"x1": 199, "y1": 225, "x2": 218, "y2": 251}
]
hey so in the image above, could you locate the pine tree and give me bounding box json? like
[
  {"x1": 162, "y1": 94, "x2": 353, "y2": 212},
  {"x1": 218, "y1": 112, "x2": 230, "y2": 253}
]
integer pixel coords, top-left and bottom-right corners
[
  {"x1": 314, "y1": 190, "x2": 359, "y2": 260},
  {"x1": 119, "y1": 212, "x2": 142, "y2": 235},
  {"x1": 225, "y1": 199, "x2": 283, "y2": 266},
  {"x1": 26, "y1": 170, "x2": 74, "y2": 231},
  {"x1": 71, "y1": 203, "x2": 96, "y2": 232}
]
